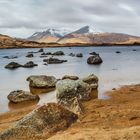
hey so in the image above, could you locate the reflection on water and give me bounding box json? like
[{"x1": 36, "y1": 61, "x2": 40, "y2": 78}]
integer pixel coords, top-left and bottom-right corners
[{"x1": 0, "y1": 46, "x2": 140, "y2": 114}]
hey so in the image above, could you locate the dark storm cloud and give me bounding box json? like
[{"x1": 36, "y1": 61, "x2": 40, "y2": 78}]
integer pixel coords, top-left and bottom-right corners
[{"x1": 0, "y1": 0, "x2": 140, "y2": 37}]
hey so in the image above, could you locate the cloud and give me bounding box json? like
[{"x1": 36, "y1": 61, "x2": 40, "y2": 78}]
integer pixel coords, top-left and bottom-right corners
[{"x1": 0, "y1": 0, "x2": 140, "y2": 37}]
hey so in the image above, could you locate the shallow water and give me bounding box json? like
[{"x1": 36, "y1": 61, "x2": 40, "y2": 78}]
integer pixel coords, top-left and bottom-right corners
[{"x1": 0, "y1": 46, "x2": 140, "y2": 114}]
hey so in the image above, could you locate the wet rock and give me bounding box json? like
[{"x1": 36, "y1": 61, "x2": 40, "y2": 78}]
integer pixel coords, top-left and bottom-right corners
[
  {"x1": 43, "y1": 57, "x2": 67, "y2": 64},
  {"x1": 38, "y1": 48, "x2": 44, "y2": 52},
  {"x1": 76, "y1": 53, "x2": 83, "y2": 57},
  {"x1": 116, "y1": 51, "x2": 121, "y2": 54},
  {"x1": 56, "y1": 79, "x2": 91, "y2": 103},
  {"x1": 27, "y1": 75, "x2": 57, "y2": 88},
  {"x1": 82, "y1": 74, "x2": 98, "y2": 89},
  {"x1": 40, "y1": 55, "x2": 48, "y2": 58},
  {"x1": 132, "y1": 49, "x2": 137, "y2": 51},
  {"x1": 0, "y1": 103, "x2": 78, "y2": 140},
  {"x1": 89, "y1": 52, "x2": 99, "y2": 56},
  {"x1": 62, "y1": 75, "x2": 79, "y2": 80},
  {"x1": 46, "y1": 52, "x2": 52, "y2": 55},
  {"x1": 69, "y1": 53, "x2": 75, "y2": 57},
  {"x1": 23, "y1": 61, "x2": 38, "y2": 68},
  {"x1": 5, "y1": 62, "x2": 22, "y2": 69},
  {"x1": 7, "y1": 90, "x2": 40, "y2": 103},
  {"x1": 87, "y1": 55, "x2": 103, "y2": 64},
  {"x1": 26, "y1": 53, "x2": 34, "y2": 58},
  {"x1": 52, "y1": 51, "x2": 64, "y2": 55},
  {"x1": 3, "y1": 56, "x2": 18, "y2": 59}
]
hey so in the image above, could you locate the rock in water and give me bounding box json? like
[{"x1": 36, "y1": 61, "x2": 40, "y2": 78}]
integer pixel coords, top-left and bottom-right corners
[
  {"x1": 43, "y1": 58, "x2": 67, "y2": 64},
  {"x1": 27, "y1": 75, "x2": 57, "y2": 88},
  {"x1": 56, "y1": 79, "x2": 91, "y2": 102},
  {"x1": 89, "y1": 52, "x2": 99, "y2": 55},
  {"x1": 0, "y1": 103, "x2": 78, "y2": 140},
  {"x1": 5, "y1": 62, "x2": 22, "y2": 69},
  {"x1": 52, "y1": 51, "x2": 64, "y2": 55},
  {"x1": 62, "y1": 75, "x2": 79, "y2": 80},
  {"x1": 23, "y1": 61, "x2": 38, "y2": 68},
  {"x1": 38, "y1": 48, "x2": 44, "y2": 52},
  {"x1": 87, "y1": 55, "x2": 103, "y2": 64},
  {"x1": 7, "y1": 90, "x2": 40, "y2": 103},
  {"x1": 76, "y1": 53, "x2": 83, "y2": 57},
  {"x1": 82, "y1": 74, "x2": 98, "y2": 89},
  {"x1": 26, "y1": 53, "x2": 34, "y2": 58}
]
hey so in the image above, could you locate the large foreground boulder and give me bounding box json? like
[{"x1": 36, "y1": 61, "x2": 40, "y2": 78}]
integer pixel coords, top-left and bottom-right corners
[
  {"x1": 43, "y1": 58, "x2": 67, "y2": 64},
  {"x1": 87, "y1": 55, "x2": 103, "y2": 64},
  {"x1": 7, "y1": 90, "x2": 40, "y2": 103},
  {"x1": 27, "y1": 75, "x2": 57, "y2": 88},
  {"x1": 5, "y1": 62, "x2": 22, "y2": 69},
  {"x1": 0, "y1": 103, "x2": 78, "y2": 140}
]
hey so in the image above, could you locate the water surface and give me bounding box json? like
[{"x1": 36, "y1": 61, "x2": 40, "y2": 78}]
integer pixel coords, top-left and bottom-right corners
[{"x1": 0, "y1": 46, "x2": 140, "y2": 114}]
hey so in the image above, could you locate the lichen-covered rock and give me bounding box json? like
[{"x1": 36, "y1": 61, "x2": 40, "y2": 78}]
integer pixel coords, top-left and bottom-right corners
[
  {"x1": 27, "y1": 75, "x2": 57, "y2": 88},
  {"x1": 5, "y1": 62, "x2": 22, "y2": 69},
  {"x1": 0, "y1": 103, "x2": 78, "y2": 140},
  {"x1": 7, "y1": 90, "x2": 40, "y2": 103},
  {"x1": 87, "y1": 55, "x2": 103, "y2": 64},
  {"x1": 82, "y1": 74, "x2": 98, "y2": 89},
  {"x1": 56, "y1": 79, "x2": 91, "y2": 103},
  {"x1": 62, "y1": 75, "x2": 79, "y2": 80}
]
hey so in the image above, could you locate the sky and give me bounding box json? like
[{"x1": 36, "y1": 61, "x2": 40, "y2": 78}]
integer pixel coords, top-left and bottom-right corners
[{"x1": 0, "y1": 0, "x2": 140, "y2": 38}]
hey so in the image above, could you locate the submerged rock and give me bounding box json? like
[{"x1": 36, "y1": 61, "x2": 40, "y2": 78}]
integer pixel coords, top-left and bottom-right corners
[
  {"x1": 116, "y1": 51, "x2": 121, "y2": 54},
  {"x1": 7, "y1": 90, "x2": 39, "y2": 103},
  {"x1": 26, "y1": 53, "x2": 34, "y2": 58},
  {"x1": 89, "y1": 52, "x2": 99, "y2": 56},
  {"x1": 52, "y1": 51, "x2": 64, "y2": 55},
  {"x1": 23, "y1": 61, "x2": 38, "y2": 68},
  {"x1": 82, "y1": 74, "x2": 98, "y2": 89},
  {"x1": 76, "y1": 53, "x2": 83, "y2": 57},
  {"x1": 0, "y1": 103, "x2": 78, "y2": 140},
  {"x1": 3, "y1": 56, "x2": 18, "y2": 59},
  {"x1": 5, "y1": 62, "x2": 22, "y2": 69},
  {"x1": 27, "y1": 75, "x2": 57, "y2": 88},
  {"x1": 43, "y1": 57, "x2": 67, "y2": 64},
  {"x1": 62, "y1": 75, "x2": 79, "y2": 80},
  {"x1": 87, "y1": 55, "x2": 103, "y2": 64}
]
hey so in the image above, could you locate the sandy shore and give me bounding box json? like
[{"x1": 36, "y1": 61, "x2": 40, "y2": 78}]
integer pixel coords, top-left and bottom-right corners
[{"x1": 0, "y1": 84, "x2": 140, "y2": 140}]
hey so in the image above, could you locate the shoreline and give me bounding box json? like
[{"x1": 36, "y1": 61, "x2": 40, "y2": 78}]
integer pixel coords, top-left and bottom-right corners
[{"x1": 0, "y1": 84, "x2": 140, "y2": 139}]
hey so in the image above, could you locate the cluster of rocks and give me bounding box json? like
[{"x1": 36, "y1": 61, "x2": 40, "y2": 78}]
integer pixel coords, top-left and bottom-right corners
[
  {"x1": 43, "y1": 57, "x2": 67, "y2": 64},
  {"x1": 69, "y1": 53, "x2": 83, "y2": 57},
  {"x1": 5, "y1": 61, "x2": 38, "y2": 69},
  {"x1": 2, "y1": 73, "x2": 98, "y2": 139}
]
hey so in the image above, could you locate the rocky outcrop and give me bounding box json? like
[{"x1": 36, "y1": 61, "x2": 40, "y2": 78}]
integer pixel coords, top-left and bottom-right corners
[
  {"x1": 62, "y1": 75, "x2": 79, "y2": 80},
  {"x1": 87, "y1": 55, "x2": 103, "y2": 64},
  {"x1": 7, "y1": 90, "x2": 39, "y2": 103},
  {"x1": 43, "y1": 58, "x2": 67, "y2": 64},
  {"x1": 23, "y1": 61, "x2": 38, "y2": 68},
  {"x1": 82, "y1": 74, "x2": 98, "y2": 89},
  {"x1": 0, "y1": 103, "x2": 78, "y2": 140},
  {"x1": 27, "y1": 75, "x2": 57, "y2": 88},
  {"x1": 5, "y1": 62, "x2": 21, "y2": 69}
]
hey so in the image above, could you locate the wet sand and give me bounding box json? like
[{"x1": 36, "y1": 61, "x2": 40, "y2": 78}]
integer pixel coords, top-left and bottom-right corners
[{"x1": 0, "y1": 84, "x2": 140, "y2": 140}]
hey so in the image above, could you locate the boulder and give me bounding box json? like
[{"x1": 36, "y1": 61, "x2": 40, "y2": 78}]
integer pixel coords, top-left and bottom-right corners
[
  {"x1": 0, "y1": 103, "x2": 78, "y2": 140},
  {"x1": 7, "y1": 90, "x2": 40, "y2": 103},
  {"x1": 27, "y1": 75, "x2": 57, "y2": 88},
  {"x1": 26, "y1": 53, "x2": 34, "y2": 58},
  {"x1": 56, "y1": 79, "x2": 91, "y2": 103},
  {"x1": 5, "y1": 62, "x2": 22, "y2": 69},
  {"x1": 23, "y1": 61, "x2": 38, "y2": 68},
  {"x1": 52, "y1": 51, "x2": 64, "y2": 55},
  {"x1": 62, "y1": 75, "x2": 79, "y2": 80},
  {"x1": 43, "y1": 58, "x2": 67, "y2": 64},
  {"x1": 76, "y1": 53, "x2": 83, "y2": 57},
  {"x1": 38, "y1": 48, "x2": 44, "y2": 52},
  {"x1": 87, "y1": 55, "x2": 103, "y2": 64},
  {"x1": 82, "y1": 74, "x2": 98, "y2": 89}
]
